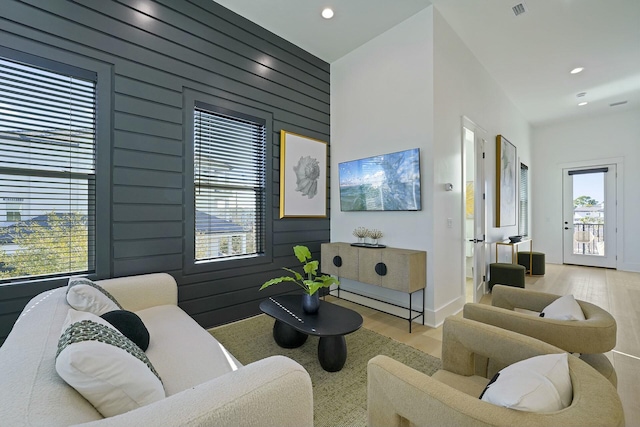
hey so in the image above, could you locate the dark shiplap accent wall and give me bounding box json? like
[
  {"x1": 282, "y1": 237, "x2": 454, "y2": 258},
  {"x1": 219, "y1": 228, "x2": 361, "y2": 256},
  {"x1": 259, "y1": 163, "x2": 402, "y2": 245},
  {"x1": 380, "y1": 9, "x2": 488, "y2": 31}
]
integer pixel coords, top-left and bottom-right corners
[{"x1": 0, "y1": 0, "x2": 330, "y2": 343}]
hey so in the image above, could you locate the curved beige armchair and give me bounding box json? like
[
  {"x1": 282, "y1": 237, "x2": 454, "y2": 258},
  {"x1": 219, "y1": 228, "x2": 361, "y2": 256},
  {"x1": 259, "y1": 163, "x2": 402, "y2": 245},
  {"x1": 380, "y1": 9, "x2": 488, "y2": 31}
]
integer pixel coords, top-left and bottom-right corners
[
  {"x1": 367, "y1": 316, "x2": 624, "y2": 427},
  {"x1": 464, "y1": 284, "x2": 617, "y2": 386}
]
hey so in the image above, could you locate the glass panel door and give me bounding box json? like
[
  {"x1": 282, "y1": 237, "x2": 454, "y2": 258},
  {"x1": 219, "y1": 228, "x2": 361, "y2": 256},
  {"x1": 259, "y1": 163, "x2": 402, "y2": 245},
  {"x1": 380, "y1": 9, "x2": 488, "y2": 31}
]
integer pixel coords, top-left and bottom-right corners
[{"x1": 563, "y1": 165, "x2": 616, "y2": 268}]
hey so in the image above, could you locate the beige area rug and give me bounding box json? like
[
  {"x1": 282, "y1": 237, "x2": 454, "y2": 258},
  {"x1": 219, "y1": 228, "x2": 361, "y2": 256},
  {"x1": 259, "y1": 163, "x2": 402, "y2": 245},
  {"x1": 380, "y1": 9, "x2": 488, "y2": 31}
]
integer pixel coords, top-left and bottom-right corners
[{"x1": 210, "y1": 314, "x2": 442, "y2": 427}]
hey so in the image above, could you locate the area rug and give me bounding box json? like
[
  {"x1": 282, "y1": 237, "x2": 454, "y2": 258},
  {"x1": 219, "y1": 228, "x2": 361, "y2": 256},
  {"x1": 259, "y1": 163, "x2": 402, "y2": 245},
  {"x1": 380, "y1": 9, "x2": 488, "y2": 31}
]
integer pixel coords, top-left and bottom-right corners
[{"x1": 210, "y1": 314, "x2": 442, "y2": 427}]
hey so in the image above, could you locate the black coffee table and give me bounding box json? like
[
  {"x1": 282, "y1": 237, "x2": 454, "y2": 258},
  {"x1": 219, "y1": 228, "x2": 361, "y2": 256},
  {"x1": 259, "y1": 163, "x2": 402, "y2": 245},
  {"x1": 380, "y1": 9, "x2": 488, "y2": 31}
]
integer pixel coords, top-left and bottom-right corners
[{"x1": 259, "y1": 295, "x2": 363, "y2": 372}]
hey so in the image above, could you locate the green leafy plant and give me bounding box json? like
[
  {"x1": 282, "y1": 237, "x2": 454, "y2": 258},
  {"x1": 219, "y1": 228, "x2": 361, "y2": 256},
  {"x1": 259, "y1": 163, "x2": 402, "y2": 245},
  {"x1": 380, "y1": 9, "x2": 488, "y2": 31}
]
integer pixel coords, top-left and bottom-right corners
[{"x1": 260, "y1": 245, "x2": 339, "y2": 295}]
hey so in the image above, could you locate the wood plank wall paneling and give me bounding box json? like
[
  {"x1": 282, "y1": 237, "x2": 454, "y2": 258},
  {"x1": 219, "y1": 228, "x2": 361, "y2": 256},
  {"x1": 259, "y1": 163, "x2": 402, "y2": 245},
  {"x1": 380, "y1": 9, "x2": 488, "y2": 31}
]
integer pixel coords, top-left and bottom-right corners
[{"x1": 0, "y1": 0, "x2": 330, "y2": 344}]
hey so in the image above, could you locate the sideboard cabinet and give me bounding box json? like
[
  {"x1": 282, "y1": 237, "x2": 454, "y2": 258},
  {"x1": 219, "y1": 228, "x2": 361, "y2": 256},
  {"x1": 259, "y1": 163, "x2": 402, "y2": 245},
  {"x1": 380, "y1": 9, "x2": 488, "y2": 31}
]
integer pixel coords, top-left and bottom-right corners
[{"x1": 321, "y1": 242, "x2": 426, "y2": 331}]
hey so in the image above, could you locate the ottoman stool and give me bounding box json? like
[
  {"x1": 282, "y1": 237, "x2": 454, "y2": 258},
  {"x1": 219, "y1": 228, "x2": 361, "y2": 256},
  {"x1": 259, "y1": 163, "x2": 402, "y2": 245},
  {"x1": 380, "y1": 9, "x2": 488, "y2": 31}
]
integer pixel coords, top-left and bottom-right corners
[
  {"x1": 488, "y1": 263, "x2": 525, "y2": 291},
  {"x1": 517, "y1": 251, "x2": 545, "y2": 276}
]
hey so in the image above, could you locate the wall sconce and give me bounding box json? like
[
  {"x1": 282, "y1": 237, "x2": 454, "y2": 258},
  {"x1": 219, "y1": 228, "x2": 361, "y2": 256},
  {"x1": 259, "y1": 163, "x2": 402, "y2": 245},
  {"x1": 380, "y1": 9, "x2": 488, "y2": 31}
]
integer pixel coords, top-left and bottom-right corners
[{"x1": 444, "y1": 183, "x2": 453, "y2": 191}]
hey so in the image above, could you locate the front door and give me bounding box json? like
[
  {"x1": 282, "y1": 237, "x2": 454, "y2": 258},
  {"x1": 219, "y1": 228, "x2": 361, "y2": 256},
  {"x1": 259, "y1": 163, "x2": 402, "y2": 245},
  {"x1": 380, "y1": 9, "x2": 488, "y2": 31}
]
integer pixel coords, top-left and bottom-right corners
[{"x1": 562, "y1": 164, "x2": 617, "y2": 268}]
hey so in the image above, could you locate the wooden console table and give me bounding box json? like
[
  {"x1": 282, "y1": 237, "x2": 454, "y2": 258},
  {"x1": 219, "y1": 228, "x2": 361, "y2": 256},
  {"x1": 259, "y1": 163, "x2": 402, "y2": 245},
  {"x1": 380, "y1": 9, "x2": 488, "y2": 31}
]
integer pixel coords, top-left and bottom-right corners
[{"x1": 320, "y1": 242, "x2": 426, "y2": 332}]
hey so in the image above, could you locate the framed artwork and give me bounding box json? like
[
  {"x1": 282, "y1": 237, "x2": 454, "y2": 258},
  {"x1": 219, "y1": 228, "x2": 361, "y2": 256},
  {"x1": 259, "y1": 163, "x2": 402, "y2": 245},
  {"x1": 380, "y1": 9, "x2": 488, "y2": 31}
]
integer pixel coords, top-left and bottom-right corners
[
  {"x1": 279, "y1": 130, "x2": 327, "y2": 218},
  {"x1": 466, "y1": 181, "x2": 474, "y2": 219},
  {"x1": 496, "y1": 135, "x2": 517, "y2": 227}
]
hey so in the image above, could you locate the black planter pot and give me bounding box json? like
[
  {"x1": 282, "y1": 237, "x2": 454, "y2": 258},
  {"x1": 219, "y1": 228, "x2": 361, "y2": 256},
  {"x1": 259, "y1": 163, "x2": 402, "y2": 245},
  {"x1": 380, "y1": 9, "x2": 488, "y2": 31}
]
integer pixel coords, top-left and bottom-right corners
[{"x1": 302, "y1": 293, "x2": 320, "y2": 314}]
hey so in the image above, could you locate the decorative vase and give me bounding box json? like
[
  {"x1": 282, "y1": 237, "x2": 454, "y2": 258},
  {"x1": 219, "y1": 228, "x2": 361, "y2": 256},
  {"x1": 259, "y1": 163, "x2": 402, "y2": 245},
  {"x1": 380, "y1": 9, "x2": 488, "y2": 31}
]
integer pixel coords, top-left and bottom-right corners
[
  {"x1": 302, "y1": 293, "x2": 320, "y2": 314},
  {"x1": 357, "y1": 237, "x2": 365, "y2": 244}
]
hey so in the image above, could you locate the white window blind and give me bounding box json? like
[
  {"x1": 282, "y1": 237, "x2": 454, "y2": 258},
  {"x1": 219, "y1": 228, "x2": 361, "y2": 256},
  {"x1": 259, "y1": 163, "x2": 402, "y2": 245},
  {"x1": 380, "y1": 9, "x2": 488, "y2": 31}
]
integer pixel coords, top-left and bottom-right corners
[
  {"x1": 194, "y1": 103, "x2": 266, "y2": 261},
  {"x1": 519, "y1": 163, "x2": 529, "y2": 236},
  {"x1": 0, "y1": 56, "x2": 96, "y2": 281}
]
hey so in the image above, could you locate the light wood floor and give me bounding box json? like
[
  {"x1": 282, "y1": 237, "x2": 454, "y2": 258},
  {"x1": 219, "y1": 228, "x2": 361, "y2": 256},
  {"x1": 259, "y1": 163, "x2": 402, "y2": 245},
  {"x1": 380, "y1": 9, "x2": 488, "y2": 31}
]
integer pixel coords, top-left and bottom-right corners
[{"x1": 329, "y1": 263, "x2": 640, "y2": 426}]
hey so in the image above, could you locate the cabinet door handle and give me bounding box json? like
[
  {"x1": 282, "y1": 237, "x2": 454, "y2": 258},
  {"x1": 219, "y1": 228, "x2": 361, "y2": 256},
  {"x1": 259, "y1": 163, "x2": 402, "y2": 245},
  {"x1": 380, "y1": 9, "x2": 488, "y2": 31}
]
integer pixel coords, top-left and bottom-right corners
[{"x1": 375, "y1": 262, "x2": 387, "y2": 276}]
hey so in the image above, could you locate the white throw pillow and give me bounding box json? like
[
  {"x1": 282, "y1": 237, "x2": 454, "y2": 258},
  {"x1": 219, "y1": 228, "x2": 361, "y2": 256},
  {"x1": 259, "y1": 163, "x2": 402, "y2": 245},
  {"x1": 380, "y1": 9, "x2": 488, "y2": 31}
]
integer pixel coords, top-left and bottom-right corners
[
  {"x1": 67, "y1": 277, "x2": 123, "y2": 316},
  {"x1": 481, "y1": 353, "x2": 572, "y2": 412},
  {"x1": 55, "y1": 310, "x2": 165, "y2": 417},
  {"x1": 541, "y1": 294, "x2": 586, "y2": 321}
]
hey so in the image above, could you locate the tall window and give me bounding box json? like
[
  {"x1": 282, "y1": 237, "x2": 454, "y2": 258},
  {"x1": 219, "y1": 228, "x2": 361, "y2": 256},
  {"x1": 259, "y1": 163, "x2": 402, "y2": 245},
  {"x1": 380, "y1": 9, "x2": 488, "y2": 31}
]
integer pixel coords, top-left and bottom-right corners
[
  {"x1": 519, "y1": 163, "x2": 529, "y2": 236},
  {"x1": 194, "y1": 102, "x2": 266, "y2": 261},
  {"x1": 0, "y1": 56, "x2": 96, "y2": 281}
]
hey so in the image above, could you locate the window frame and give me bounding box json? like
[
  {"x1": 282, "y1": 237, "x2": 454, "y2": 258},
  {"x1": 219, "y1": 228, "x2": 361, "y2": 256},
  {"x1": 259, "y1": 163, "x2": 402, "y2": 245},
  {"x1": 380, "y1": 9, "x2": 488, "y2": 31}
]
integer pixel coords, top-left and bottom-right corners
[
  {"x1": 183, "y1": 89, "x2": 273, "y2": 275},
  {"x1": 0, "y1": 46, "x2": 111, "y2": 285},
  {"x1": 519, "y1": 162, "x2": 529, "y2": 237}
]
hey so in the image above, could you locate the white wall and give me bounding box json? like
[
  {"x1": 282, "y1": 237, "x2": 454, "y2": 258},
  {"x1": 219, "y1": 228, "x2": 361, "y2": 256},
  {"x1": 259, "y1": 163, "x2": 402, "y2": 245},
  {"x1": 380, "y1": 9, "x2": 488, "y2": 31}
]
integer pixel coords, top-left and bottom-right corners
[
  {"x1": 330, "y1": 6, "x2": 532, "y2": 326},
  {"x1": 330, "y1": 8, "x2": 435, "y2": 314},
  {"x1": 532, "y1": 108, "x2": 640, "y2": 272},
  {"x1": 432, "y1": 10, "x2": 531, "y2": 324}
]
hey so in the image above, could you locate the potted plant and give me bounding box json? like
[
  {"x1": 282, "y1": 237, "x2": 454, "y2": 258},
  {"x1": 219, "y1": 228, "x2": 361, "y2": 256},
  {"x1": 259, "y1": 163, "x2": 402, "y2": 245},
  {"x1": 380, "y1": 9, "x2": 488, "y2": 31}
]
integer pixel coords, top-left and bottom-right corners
[{"x1": 260, "y1": 245, "x2": 339, "y2": 313}]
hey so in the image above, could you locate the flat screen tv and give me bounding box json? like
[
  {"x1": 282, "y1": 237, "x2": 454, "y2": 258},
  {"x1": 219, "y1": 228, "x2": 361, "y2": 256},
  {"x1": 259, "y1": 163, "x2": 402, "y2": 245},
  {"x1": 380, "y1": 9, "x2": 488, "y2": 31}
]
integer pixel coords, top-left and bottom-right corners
[{"x1": 339, "y1": 148, "x2": 421, "y2": 212}]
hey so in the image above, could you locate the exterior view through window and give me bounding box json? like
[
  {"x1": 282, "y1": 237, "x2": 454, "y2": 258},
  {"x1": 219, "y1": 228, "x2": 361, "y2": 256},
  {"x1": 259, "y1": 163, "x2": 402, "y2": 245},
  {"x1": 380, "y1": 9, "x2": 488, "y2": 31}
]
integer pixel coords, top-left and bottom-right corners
[
  {"x1": 572, "y1": 171, "x2": 605, "y2": 256},
  {"x1": 194, "y1": 104, "x2": 266, "y2": 261},
  {"x1": 0, "y1": 56, "x2": 96, "y2": 281}
]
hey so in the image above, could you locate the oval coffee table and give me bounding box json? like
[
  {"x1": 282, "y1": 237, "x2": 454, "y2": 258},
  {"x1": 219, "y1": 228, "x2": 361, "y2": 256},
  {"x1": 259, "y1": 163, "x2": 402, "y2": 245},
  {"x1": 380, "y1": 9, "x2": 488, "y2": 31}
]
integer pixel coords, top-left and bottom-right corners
[{"x1": 259, "y1": 295, "x2": 363, "y2": 372}]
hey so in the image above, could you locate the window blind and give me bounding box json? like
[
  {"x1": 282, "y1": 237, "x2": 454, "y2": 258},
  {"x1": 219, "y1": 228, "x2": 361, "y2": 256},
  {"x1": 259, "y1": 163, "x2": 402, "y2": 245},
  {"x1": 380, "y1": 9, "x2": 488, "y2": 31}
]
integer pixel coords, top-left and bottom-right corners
[
  {"x1": 0, "y1": 56, "x2": 96, "y2": 281},
  {"x1": 519, "y1": 163, "x2": 529, "y2": 236},
  {"x1": 194, "y1": 103, "x2": 265, "y2": 261}
]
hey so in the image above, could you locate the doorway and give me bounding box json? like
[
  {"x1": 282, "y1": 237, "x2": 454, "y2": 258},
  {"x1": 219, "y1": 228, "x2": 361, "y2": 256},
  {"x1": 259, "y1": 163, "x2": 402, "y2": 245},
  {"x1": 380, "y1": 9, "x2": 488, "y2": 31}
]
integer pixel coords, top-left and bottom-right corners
[
  {"x1": 462, "y1": 118, "x2": 487, "y2": 303},
  {"x1": 562, "y1": 164, "x2": 617, "y2": 268}
]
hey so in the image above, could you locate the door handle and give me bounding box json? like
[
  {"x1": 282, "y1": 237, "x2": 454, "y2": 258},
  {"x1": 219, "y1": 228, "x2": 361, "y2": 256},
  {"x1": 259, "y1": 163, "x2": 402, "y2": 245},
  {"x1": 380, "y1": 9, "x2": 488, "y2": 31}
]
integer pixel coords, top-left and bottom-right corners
[
  {"x1": 564, "y1": 227, "x2": 569, "y2": 230},
  {"x1": 468, "y1": 239, "x2": 485, "y2": 243}
]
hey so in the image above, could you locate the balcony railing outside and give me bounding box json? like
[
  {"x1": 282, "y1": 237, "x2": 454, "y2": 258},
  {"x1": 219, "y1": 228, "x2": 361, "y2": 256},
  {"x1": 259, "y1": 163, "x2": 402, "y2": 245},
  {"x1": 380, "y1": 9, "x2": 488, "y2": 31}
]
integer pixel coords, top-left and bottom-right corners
[{"x1": 573, "y1": 223, "x2": 605, "y2": 255}]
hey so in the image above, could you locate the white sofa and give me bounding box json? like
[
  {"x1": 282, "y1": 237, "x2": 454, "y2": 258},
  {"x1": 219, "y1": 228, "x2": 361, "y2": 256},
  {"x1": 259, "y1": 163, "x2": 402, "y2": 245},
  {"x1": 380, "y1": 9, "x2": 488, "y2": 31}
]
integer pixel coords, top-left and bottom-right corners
[{"x1": 0, "y1": 273, "x2": 313, "y2": 426}]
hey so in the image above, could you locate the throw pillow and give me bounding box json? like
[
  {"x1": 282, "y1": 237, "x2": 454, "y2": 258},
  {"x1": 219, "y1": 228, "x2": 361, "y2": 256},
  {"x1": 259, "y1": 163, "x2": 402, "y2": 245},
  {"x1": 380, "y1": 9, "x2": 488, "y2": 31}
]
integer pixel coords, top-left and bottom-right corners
[
  {"x1": 540, "y1": 294, "x2": 586, "y2": 320},
  {"x1": 101, "y1": 310, "x2": 150, "y2": 351},
  {"x1": 480, "y1": 353, "x2": 572, "y2": 412},
  {"x1": 55, "y1": 309, "x2": 165, "y2": 417},
  {"x1": 67, "y1": 277, "x2": 123, "y2": 316}
]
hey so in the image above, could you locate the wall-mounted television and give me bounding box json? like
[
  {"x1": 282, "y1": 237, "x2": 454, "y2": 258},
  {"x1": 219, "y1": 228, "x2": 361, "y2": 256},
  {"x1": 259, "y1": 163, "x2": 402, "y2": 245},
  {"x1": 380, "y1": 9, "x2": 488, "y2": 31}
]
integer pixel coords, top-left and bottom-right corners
[{"x1": 338, "y1": 148, "x2": 421, "y2": 212}]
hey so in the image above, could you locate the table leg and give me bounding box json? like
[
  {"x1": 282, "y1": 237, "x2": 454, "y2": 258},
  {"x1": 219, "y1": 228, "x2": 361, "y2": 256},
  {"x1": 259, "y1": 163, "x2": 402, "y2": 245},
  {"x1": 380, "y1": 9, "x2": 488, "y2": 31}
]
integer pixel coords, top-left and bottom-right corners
[
  {"x1": 273, "y1": 320, "x2": 308, "y2": 348},
  {"x1": 318, "y1": 335, "x2": 347, "y2": 372}
]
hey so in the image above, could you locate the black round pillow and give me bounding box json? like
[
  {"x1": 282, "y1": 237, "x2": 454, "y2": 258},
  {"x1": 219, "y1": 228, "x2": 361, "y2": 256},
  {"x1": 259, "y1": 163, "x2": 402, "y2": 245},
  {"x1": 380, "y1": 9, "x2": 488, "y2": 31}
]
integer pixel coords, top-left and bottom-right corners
[{"x1": 101, "y1": 310, "x2": 150, "y2": 351}]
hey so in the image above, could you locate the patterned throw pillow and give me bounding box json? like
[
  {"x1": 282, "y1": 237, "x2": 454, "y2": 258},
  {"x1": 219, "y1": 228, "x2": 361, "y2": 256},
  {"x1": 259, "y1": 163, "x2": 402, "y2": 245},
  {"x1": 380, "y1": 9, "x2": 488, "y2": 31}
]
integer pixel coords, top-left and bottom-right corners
[
  {"x1": 55, "y1": 310, "x2": 165, "y2": 417},
  {"x1": 66, "y1": 277, "x2": 123, "y2": 316}
]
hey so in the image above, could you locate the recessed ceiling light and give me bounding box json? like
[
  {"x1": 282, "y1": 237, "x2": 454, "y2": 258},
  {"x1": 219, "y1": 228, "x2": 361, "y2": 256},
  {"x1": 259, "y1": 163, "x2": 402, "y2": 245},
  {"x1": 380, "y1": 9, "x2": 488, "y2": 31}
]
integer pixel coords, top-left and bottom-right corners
[
  {"x1": 321, "y1": 8, "x2": 334, "y2": 19},
  {"x1": 570, "y1": 67, "x2": 584, "y2": 74},
  {"x1": 578, "y1": 101, "x2": 588, "y2": 106}
]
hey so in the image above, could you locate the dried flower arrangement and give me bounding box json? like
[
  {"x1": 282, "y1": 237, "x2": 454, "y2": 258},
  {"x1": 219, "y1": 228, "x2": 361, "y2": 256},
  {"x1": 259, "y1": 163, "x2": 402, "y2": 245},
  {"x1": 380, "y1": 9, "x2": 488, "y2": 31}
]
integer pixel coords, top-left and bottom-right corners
[
  {"x1": 352, "y1": 227, "x2": 369, "y2": 239},
  {"x1": 368, "y1": 229, "x2": 383, "y2": 240}
]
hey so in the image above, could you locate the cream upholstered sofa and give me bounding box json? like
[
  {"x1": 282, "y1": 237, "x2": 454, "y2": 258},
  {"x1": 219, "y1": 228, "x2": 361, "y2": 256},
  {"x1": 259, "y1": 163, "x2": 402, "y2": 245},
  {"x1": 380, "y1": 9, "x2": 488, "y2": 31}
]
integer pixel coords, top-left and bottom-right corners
[
  {"x1": 368, "y1": 316, "x2": 624, "y2": 427},
  {"x1": 0, "y1": 273, "x2": 313, "y2": 426},
  {"x1": 464, "y1": 284, "x2": 617, "y2": 386}
]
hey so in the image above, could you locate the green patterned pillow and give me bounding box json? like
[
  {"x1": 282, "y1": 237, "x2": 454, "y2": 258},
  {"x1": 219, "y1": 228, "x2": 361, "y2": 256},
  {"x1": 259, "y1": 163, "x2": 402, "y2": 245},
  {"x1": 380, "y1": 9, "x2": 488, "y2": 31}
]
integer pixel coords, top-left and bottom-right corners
[
  {"x1": 67, "y1": 277, "x2": 123, "y2": 316},
  {"x1": 55, "y1": 309, "x2": 165, "y2": 417}
]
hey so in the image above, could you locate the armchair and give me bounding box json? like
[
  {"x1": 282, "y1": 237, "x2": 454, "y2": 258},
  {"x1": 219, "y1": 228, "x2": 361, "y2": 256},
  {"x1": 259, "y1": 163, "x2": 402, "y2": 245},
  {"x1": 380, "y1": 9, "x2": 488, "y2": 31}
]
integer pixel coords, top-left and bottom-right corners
[
  {"x1": 464, "y1": 284, "x2": 617, "y2": 386},
  {"x1": 367, "y1": 316, "x2": 624, "y2": 427}
]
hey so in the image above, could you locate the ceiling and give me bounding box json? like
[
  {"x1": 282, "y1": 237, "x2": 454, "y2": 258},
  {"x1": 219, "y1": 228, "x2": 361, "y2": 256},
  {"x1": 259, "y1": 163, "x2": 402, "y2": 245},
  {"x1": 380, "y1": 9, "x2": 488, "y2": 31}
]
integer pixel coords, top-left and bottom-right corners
[{"x1": 213, "y1": 0, "x2": 640, "y2": 126}]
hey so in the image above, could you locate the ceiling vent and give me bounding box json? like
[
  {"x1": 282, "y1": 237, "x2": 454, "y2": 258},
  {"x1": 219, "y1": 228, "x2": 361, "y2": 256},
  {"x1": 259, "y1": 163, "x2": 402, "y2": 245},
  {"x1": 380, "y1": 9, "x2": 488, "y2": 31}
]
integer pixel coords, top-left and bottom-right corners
[
  {"x1": 512, "y1": 3, "x2": 527, "y2": 17},
  {"x1": 610, "y1": 101, "x2": 628, "y2": 107}
]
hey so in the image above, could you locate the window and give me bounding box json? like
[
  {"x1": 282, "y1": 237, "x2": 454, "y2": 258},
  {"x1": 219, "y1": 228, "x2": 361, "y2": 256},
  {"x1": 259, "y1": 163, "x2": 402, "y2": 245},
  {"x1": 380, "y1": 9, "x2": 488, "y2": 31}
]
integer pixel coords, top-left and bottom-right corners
[
  {"x1": 193, "y1": 102, "x2": 266, "y2": 261},
  {"x1": 4, "y1": 197, "x2": 23, "y2": 222},
  {"x1": 0, "y1": 56, "x2": 96, "y2": 281},
  {"x1": 519, "y1": 163, "x2": 529, "y2": 236}
]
